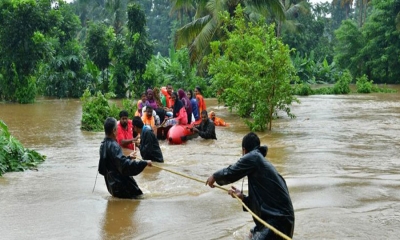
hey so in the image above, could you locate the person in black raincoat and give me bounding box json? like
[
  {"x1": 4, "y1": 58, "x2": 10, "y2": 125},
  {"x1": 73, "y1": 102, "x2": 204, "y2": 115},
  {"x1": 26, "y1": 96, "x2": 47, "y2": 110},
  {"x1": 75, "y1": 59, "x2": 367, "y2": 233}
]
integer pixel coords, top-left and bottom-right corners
[
  {"x1": 192, "y1": 110, "x2": 217, "y2": 140},
  {"x1": 206, "y1": 132, "x2": 294, "y2": 239},
  {"x1": 132, "y1": 116, "x2": 164, "y2": 163},
  {"x1": 99, "y1": 117, "x2": 152, "y2": 199}
]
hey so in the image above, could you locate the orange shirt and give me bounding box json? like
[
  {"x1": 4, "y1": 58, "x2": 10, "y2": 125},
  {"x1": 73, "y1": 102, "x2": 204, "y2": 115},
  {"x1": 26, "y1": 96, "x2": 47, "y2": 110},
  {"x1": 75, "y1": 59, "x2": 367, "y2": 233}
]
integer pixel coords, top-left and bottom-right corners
[
  {"x1": 161, "y1": 87, "x2": 174, "y2": 108},
  {"x1": 142, "y1": 115, "x2": 156, "y2": 132},
  {"x1": 212, "y1": 116, "x2": 227, "y2": 126},
  {"x1": 196, "y1": 94, "x2": 206, "y2": 116}
]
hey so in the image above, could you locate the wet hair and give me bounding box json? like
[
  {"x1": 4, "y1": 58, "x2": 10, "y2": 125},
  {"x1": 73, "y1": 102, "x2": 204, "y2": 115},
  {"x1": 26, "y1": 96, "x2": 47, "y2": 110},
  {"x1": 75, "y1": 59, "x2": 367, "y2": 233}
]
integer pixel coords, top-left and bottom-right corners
[
  {"x1": 241, "y1": 132, "x2": 268, "y2": 157},
  {"x1": 104, "y1": 117, "x2": 117, "y2": 135},
  {"x1": 201, "y1": 110, "x2": 208, "y2": 116},
  {"x1": 172, "y1": 91, "x2": 178, "y2": 99},
  {"x1": 132, "y1": 116, "x2": 144, "y2": 129},
  {"x1": 242, "y1": 132, "x2": 258, "y2": 150},
  {"x1": 195, "y1": 86, "x2": 203, "y2": 94},
  {"x1": 145, "y1": 105, "x2": 153, "y2": 111},
  {"x1": 119, "y1": 110, "x2": 129, "y2": 118}
]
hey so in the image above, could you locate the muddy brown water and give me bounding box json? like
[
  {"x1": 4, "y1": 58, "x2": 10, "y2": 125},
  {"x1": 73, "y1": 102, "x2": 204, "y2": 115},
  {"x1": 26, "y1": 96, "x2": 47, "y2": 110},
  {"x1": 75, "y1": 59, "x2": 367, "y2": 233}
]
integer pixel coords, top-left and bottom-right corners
[{"x1": 1, "y1": 87, "x2": 400, "y2": 239}]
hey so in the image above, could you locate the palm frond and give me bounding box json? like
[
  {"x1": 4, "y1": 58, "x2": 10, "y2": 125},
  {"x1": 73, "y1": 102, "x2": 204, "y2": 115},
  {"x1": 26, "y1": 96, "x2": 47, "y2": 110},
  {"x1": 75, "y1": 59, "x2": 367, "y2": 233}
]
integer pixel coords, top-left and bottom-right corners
[
  {"x1": 175, "y1": 15, "x2": 212, "y2": 48},
  {"x1": 246, "y1": 0, "x2": 285, "y2": 21}
]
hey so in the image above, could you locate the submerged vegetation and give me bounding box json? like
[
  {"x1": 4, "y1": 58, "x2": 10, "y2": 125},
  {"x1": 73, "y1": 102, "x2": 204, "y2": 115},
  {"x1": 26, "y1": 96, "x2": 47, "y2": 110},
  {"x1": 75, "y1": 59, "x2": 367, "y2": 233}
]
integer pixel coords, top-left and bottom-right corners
[
  {"x1": 0, "y1": 120, "x2": 46, "y2": 176},
  {"x1": 80, "y1": 89, "x2": 137, "y2": 131}
]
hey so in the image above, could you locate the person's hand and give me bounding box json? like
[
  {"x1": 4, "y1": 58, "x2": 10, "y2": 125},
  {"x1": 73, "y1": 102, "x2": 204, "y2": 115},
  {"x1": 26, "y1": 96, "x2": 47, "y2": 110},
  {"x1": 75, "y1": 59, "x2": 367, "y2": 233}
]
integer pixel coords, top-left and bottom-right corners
[
  {"x1": 129, "y1": 151, "x2": 137, "y2": 159},
  {"x1": 146, "y1": 160, "x2": 152, "y2": 167},
  {"x1": 205, "y1": 175, "x2": 216, "y2": 188},
  {"x1": 228, "y1": 186, "x2": 244, "y2": 200},
  {"x1": 192, "y1": 127, "x2": 199, "y2": 133}
]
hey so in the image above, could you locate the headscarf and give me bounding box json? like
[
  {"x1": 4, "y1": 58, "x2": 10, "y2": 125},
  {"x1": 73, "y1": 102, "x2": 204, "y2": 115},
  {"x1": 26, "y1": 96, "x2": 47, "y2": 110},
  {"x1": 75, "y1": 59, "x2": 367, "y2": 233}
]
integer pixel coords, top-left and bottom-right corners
[
  {"x1": 172, "y1": 92, "x2": 184, "y2": 118},
  {"x1": 178, "y1": 89, "x2": 190, "y2": 110}
]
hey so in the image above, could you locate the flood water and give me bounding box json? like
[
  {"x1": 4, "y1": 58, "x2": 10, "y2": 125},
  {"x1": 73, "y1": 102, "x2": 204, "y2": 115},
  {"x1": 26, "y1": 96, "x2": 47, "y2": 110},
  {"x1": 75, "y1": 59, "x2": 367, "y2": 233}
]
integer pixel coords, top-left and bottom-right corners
[{"x1": 1, "y1": 87, "x2": 400, "y2": 240}]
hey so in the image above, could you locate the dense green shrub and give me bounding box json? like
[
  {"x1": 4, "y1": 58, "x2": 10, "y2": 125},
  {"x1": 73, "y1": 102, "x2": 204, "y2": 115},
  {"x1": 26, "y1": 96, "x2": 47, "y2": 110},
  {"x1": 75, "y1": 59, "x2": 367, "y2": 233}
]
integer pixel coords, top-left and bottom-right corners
[
  {"x1": 356, "y1": 74, "x2": 373, "y2": 93},
  {"x1": 293, "y1": 83, "x2": 313, "y2": 96},
  {"x1": 332, "y1": 70, "x2": 352, "y2": 94},
  {"x1": 80, "y1": 89, "x2": 121, "y2": 131},
  {"x1": 0, "y1": 120, "x2": 46, "y2": 176}
]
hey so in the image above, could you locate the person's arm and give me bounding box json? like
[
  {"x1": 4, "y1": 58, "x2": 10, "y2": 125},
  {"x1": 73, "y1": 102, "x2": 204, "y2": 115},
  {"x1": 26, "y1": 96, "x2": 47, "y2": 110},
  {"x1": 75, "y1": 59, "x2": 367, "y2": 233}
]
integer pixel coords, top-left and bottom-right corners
[
  {"x1": 111, "y1": 142, "x2": 150, "y2": 176},
  {"x1": 174, "y1": 107, "x2": 187, "y2": 123},
  {"x1": 210, "y1": 154, "x2": 256, "y2": 186}
]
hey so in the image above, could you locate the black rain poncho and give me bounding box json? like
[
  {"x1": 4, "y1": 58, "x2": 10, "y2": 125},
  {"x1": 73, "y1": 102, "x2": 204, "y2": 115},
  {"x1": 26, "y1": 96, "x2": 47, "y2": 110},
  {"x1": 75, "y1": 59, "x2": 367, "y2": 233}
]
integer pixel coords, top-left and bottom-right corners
[
  {"x1": 99, "y1": 137, "x2": 148, "y2": 198},
  {"x1": 198, "y1": 119, "x2": 217, "y2": 140},
  {"x1": 212, "y1": 147, "x2": 294, "y2": 239},
  {"x1": 139, "y1": 127, "x2": 164, "y2": 162}
]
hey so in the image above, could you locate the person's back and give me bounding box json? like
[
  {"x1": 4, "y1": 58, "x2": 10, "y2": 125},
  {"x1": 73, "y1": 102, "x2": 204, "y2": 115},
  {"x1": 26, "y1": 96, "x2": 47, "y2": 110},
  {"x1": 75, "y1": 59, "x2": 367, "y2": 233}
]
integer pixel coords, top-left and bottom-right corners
[
  {"x1": 239, "y1": 150, "x2": 294, "y2": 236},
  {"x1": 133, "y1": 117, "x2": 164, "y2": 163},
  {"x1": 206, "y1": 132, "x2": 294, "y2": 239},
  {"x1": 99, "y1": 117, "x2": 152, "y2": 199}
]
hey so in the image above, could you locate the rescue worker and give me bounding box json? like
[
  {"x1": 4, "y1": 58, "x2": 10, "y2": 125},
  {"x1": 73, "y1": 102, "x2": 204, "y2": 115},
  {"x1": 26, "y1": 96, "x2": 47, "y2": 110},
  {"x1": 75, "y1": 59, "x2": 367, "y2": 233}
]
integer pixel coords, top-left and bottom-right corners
[
  {"x1": 206, "y1": 132, "x2": 295, "y2": 239},
  {"x1": 98, "y1": 117, "x2": 152, "y2": 199}
]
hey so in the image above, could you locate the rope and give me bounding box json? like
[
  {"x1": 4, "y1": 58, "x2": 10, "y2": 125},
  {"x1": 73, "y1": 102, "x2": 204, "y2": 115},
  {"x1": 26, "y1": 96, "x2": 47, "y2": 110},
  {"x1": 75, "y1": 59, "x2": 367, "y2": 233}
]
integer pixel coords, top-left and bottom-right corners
[{"x1": 151, "y1": 164, "x2": 292, "y2": 240}]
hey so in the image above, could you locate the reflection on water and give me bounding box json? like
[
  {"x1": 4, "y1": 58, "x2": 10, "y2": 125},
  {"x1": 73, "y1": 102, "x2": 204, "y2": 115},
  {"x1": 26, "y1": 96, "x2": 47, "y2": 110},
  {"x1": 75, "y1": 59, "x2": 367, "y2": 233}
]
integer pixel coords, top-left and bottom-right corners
[
  {"x1": 101, "y1": 199, "x2": 140, "y2": 240},
  {"x1": 1, "y1": 88, "x2": 400, "y2": 239}
]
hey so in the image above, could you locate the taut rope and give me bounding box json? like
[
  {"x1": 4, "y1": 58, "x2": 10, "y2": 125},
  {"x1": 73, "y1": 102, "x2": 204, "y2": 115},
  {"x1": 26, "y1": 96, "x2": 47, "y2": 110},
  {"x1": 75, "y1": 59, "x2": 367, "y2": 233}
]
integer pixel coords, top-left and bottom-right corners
[{"x1": 151, "y1": 164, "x2": 292, "y2": 240}]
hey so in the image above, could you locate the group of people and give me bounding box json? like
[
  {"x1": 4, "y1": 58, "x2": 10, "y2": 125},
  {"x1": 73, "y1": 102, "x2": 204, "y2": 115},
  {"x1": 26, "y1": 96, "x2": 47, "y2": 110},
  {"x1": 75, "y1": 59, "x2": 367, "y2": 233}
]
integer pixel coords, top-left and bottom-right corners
[{"x1": 97, "y1": 85, "x2": 295, "y2": 239}]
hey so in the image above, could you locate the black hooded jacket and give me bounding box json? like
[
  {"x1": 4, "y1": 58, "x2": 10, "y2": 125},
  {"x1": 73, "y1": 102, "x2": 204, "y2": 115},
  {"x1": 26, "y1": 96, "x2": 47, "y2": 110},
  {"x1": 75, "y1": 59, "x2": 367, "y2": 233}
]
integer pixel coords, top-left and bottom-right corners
[
  {"x1": 139, "y1": 127, "x2": 164, "y2": 162},
  {"x1": 198, "y1": 119, "x2": 217, "y2": 140},
  {"x1": 99, "y1": 137, "x2": 148, "y2": 198},
  {"x1": 212, "y1": 147, "x2": 294, "y2": 238}
]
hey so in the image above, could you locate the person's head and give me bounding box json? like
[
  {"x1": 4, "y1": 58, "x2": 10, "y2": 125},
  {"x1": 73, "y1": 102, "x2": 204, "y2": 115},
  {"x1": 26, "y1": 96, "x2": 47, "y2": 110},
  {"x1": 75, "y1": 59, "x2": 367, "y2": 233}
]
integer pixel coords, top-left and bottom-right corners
[
  {"x1": 178, "y1": 89, "x2": 186, "y2": 100},
  {"x1": 201, "y1": 110, "x2": 208, "y2": 123},
  {"x1": 187, "y1": 90, "x2": 194, "y2": 100},
  {"x1": 141, "y1": 92, "x2": 147, "y2": 102},
  {"x1": 241, "y1": 132, "x2": 267, "y2": 156},
  {"x1": 119, "y1": 110, "x2": 129, "y2": 128},
  {"x1": 104, "y1": 117, "x2": 117, "y2": 138},
  {"x1": 132, "y1": 116, "x2": 144, "y2": 134},
  {"x1": 146, "y1": 89, "x2": 154, "y2": 100},
  {"x1": 209, "y1": 111, "x2": 216, "y2": 121},
  {"x1": 145, "y1": 105, "x2": 153, "y2": 117},
  {"x1": 171, "y1": 92, "x2": 178, "y2": 102},
  {"x1": 195, "y1": 86, "x2": 202, "y2": 95},
  {"x1": 166, "y1": 84, "x2": 173, "y2": 94}
]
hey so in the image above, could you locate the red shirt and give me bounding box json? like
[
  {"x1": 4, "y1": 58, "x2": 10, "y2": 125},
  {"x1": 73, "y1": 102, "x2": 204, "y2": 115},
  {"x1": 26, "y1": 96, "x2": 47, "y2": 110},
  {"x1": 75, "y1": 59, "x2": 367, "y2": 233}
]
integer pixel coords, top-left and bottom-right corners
[{"x1": 117, "y1": 120, "x2": 134, "y2": 150}]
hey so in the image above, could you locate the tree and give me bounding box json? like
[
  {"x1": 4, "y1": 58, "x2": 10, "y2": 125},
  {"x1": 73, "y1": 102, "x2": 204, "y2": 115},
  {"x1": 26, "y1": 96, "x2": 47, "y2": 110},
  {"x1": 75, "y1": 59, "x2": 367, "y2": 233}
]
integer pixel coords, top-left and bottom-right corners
[
  {"x1": 207, "y1": 6, "x2": 299, "y2": 131},
  {"x1": 334, "y1": 19, "x2": 365, "y2": 78},
  {"x1": 174, "y1": 0, "x2": 285, "y2": 69},
  {"x1": 125, "y1": 3, "x2": 154, "y2": 96},
  {"x1": 85, "y1": 22, "x2": 113, "y2": 92},
  {"x1": 0, "y1": 0, "x2": 55, "y2": 103},
  {"x1": 359, "y1": 0, "x2": 400, "y2": 83}
]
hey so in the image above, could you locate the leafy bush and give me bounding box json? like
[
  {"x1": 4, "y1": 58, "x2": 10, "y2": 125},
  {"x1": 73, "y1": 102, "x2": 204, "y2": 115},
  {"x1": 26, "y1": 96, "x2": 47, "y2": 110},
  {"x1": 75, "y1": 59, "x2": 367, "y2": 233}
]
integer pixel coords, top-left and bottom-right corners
[
  {"x1": 356, "y1": 74, "x2": 373, "y2": 93},
  {"x1": 332, "y1": 70, "x2": 352, "y2": 94},
  {"x1": 293, "y1": 83, "x2": 313, "y2": 96},
  {"x1": 80, "y1": 89, "x2": 120, "y2": 131},
  {"x1": 0, "y1": 120, "x2": 46, "y2": 176}
]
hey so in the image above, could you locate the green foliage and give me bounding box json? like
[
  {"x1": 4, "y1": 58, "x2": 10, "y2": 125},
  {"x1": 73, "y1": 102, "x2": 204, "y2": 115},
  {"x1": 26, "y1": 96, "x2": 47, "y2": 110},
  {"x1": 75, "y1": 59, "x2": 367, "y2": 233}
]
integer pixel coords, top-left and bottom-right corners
[
  {"x1": 332, "y1": 70, "x2": 352, "y2": 94},
  {"x1": 142, "y1": 47, "x2": 206, "y2": 95},
  {"x1": 312, "y1": 70, "x2": 352, "y2": 95},
  {"x1": 292, "y1": 51, "x2": 340, "y2": 84},
  {"x1": 207, "y1": 7, "x2": 299, "y2": 131},
  {"x1": 0, "y1": 0, "x2": 55, "y2": 103},
  {"x1": 293, "y1": 83, "x2": 313, "y2": 96},
  {"x1": 122, "y1": 99, "x2": 137, "y2": 118},
  {"x1": 356, "y1": 74, "x2": 373, "y2": 93},
  {"x1": 80, "y1": 89, "x2": 120, "y2": 131},
  {"x1": 0, "y1": 120, "x2": 46, "y2": 176},
  {"x1": 334, "y1": 19, "x2": 365, "y2": 78}
]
